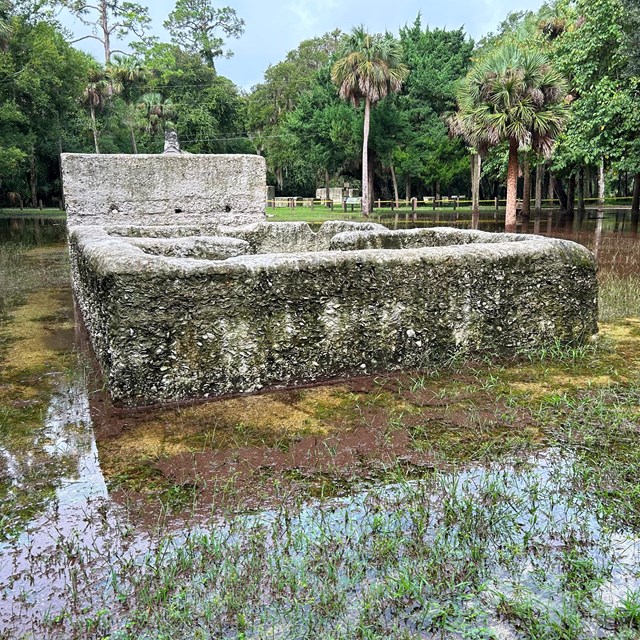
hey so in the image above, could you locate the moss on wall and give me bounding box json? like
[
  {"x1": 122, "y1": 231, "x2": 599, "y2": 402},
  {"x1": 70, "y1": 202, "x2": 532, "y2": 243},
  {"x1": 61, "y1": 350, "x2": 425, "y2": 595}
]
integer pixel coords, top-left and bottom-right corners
[{"x1": 69, "y1": 223, "x2": 598, "y2": 405}]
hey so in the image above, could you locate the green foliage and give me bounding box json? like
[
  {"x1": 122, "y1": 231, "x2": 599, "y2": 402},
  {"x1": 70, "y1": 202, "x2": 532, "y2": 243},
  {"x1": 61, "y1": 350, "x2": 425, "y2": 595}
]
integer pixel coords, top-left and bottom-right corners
[
  {"x1": 397, "y1": 18, "x2": 473, "y2": 192},
  {"x1": 244, "y1": 31, "x2": 347, "y2": 191},
  {"x1": 331, "y1": 26, "x2": 408, "y2": 108},
  {"x1": 164, "y1": 0, "x2": 244, "y2": 70},
  {"x1": 0, "y1": 14, "x2": 91, "y2": 200},
  {"x1": 55, "y1": 0, "x2": 153, "y2": 63},
  {"x1": 3, "y1": 0, "x2": 640, "y2": 208},
  {"x1": 551, "y1": 0, "x2": 640, "y2": 175},
  {"x1": 452, "y1": 43, "x2": 569, "y2": 155}
]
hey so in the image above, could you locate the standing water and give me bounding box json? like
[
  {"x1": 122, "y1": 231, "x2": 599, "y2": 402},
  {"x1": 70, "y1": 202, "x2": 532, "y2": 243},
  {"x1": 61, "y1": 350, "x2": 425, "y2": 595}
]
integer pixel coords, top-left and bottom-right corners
[{"x1": 1, "y1": 210, "x2": 640, "y2": 638}]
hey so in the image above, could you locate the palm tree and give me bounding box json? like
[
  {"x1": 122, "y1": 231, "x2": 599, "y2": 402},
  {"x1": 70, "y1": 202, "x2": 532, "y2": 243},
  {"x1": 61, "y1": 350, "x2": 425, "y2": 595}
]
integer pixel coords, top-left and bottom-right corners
[
  {"x1": 108, "y1": 54, "x2": 150, "y2": 99},
  {"x1": 83, "y1": 67, "x2": 110, "y2": 154},
  {"x1": 451, "y1": 43, "x2": 569, "y2": 232},
  {"x1": 108, "y1": 55, "x2": 150, "y2": 153},
  {"x1": 0, "y1": 0, "x2": 12, "y2": 48},
  {"x1": 332, "y1": 27, "x2": 408, "y2": 215},
  {"x1": 139, "y1": 92, "x2": 176, "y2": 136}
]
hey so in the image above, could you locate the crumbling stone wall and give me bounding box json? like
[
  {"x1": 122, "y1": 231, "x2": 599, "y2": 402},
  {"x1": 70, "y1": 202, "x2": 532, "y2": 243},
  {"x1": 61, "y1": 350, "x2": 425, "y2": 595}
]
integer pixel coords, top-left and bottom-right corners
[
  {"x1": 61, "y1": 154, "x2": 267, "y2": 227},
  {"x1": 68, "y1": 223, "x2": 598, "y2": 406}
]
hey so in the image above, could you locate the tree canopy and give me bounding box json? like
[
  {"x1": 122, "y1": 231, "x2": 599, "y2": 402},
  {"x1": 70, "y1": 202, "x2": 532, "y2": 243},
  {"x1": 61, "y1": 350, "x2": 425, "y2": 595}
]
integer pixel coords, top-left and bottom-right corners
[{"x1": 1, "y1": 0, "x2": 640, "y2": 216}]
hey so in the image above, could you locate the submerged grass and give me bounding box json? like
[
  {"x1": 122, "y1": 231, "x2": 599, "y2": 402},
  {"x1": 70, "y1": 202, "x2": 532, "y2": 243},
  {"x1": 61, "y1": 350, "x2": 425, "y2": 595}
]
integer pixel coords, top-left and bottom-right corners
[
  {"x1": 4, "y1": 320, "x2": 640, "y2": 639},
  {"x1": 599, "y1": 275, "x2": 640, "y2": 322},
  {"x1": 4, "y1": 222, "x2": 640, "y2": 638}
]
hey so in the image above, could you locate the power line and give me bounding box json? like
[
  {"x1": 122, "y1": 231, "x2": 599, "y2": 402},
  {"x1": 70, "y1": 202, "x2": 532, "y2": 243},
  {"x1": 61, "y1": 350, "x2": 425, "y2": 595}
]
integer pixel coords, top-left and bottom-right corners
[{"x1": 179, "y1": 133, "x2": 300, "y2": 143}]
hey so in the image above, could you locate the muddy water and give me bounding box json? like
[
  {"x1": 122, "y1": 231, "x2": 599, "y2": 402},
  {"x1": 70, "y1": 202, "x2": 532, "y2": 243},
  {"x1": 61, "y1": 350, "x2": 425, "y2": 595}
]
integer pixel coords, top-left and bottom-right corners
[{"x1": 1, "y1": 210, "x2": 640, "y2": 637}]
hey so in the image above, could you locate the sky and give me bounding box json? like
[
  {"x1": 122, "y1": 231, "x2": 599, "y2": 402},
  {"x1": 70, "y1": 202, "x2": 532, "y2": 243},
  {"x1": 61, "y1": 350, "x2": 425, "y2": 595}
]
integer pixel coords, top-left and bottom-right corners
[{"x1": 60, "y1": 0, "x2": 544, "y2": 90}]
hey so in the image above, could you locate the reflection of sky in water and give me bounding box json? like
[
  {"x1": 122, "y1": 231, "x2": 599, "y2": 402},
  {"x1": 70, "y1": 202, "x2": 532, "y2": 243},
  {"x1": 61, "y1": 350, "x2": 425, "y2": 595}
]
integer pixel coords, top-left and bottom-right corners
[
  {"x1": 41, "y1": 379, "x2": 108, "y2": 503},
  {"x1": 2, "y1": 213, "x2": 640, "y2": 635}
]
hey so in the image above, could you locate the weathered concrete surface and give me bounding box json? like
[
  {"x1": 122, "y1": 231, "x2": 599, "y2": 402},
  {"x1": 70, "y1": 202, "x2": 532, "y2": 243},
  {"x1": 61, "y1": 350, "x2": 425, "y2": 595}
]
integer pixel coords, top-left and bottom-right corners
[
  {"x1": 69, "y1": 223, "x2": 599, "y2": 406},
  {"x1": 61, "y1": 154, "x2": 267, "y2": 227},
  {"x1": 217, "y1": 221, "x2": 387, "y2": 253}
]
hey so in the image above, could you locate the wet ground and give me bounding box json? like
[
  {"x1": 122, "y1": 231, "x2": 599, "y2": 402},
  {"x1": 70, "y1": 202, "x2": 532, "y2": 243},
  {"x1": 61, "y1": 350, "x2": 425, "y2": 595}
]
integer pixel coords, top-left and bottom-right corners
[{"x1": 1, "y1": 209, "x2": 640, "y2": 638}]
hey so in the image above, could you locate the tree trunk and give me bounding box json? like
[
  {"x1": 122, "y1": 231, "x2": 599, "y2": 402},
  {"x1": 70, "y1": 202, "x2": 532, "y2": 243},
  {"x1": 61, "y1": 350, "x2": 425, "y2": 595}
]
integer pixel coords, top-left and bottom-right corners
[
  {"x1": 594, "y1": 214, "x2": 603, "y2": 260},
  {"x1": 57, "y1": 136, "x2": 64, "y2": 205},
  {"x1": 598, "y1": 157, "x2": 606, "y2": 206},
  {"x1": 578, "y1": 167, "x2": 585, "y2": 215},
  {"x1": 130, "y1": 127, "x2": 138, "y2": 154},
  {"x1": 505, "y1": 137, "x2": 519, "y2": 232},
  {"x1": 567, "y1": 174, "x2": 576, "y2": 217},
  {"x1": 101, "y1": 0, "x2": 111, "y2": 64},
  {"x1": 471, "y1": 153, "x2": 481, "y2": 214},
  {"x1": 534, "y1": 164, "x2": 542, "y2": 213},
  {"x1": 325, "y1": 169, "x2": 330, "y2": 204},
  {"x1": 555, "y1": 179, "x2": 568, "y2": 211},
  {"x1": 90, "y1": 104, "x2": 100, "y2": 154},
  {"x1": 361, "y1": 97, "x2": 371, "y2": 216},
  {"x1": 390, "y1": 163, "x2": 399, "y2": 209},
  {"x1": 405, "y1": 176, "x2": 410, "y2": 204},
  {"x1": 547, "y1": 172, "x2": 555, "y2": 203},
  {"x1": 522, "y1": 156, "x2": 531, "y2": 219},
  {"x1": 368, "y1": 151, "x2": 375, "y2": 214},
  {"x1": 435, "y1": 180, "x2": 441, "y2": 202},
  {"x1": 29, "y1": 146, "x2": 37, "y2": 208},
  {"x1": 630, "y1": 172, "x2": 640, "y2": 232}
]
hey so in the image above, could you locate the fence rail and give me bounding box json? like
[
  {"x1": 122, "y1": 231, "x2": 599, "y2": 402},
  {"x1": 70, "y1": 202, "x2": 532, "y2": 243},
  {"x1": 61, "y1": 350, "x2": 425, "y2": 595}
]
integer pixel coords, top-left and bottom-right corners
[{"x1": 267, "y1": 195, "x2": 635, "y2": 212}]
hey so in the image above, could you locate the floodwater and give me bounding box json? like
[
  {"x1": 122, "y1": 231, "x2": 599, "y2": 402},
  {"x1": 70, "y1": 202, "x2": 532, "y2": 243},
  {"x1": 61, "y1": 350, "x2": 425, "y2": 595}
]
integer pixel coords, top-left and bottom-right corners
[{"x1": 1, "y1": 209, "x2": 640, "y2": 637}]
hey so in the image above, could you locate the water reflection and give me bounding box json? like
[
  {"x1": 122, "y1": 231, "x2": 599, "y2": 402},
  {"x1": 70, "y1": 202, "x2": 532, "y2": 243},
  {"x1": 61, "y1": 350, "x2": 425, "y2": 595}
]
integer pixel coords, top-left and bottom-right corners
[
  {"x1": 1, "y1": 212, "x2": 640, "y2": 635},
  {"x1": 0, "y1": 217, "x2": 66, "y2": 246},
  {"x1": 0, "y1": 373, "x2": 107, "y2": 541}
]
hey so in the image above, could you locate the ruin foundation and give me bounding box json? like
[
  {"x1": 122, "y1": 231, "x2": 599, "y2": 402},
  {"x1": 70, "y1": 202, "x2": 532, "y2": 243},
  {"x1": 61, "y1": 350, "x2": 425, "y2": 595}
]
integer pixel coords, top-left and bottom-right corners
[{"x1": 62, "y1": 153, "x2": 598, "y2": 406}]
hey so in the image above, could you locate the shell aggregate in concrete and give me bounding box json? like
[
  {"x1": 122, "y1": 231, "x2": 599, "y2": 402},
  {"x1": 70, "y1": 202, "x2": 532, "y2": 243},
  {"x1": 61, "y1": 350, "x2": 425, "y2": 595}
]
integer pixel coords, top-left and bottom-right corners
[
  {"x1": 61, "y1": 153, "x2": 267, "y2": 227},
  {"x1": 68, "y1": 222, "x2": 599, "y2": 405}
]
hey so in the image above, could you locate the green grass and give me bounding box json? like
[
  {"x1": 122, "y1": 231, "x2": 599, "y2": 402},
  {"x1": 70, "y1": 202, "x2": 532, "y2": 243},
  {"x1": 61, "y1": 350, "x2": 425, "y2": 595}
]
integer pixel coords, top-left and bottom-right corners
[
  {"x1": 4, "y1": 333, "x2": 640, "y2": 639},
  {"x1": 3, "y1": 222, "x2": 640, "y2": 639},
  {"x1": 266, "y1": 204, "x2": 501, "y2": 223},
  {"x1": 0, "y1": 207, "x2": 65, "y2": 219},
  {"x1": 599, "y1": 275, "x2": 640, "y2": 322}
]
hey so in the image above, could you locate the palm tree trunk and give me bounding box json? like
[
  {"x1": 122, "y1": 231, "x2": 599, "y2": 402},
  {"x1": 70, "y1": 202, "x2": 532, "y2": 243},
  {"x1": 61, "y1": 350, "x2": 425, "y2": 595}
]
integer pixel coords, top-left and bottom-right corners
[
  {"x1": 534, "y1": 164, "x2": 543, "y2": 213},
  {"x1": 361, "y1": 97, "x2": 371, "y2": 216},
  {"x1": 368, "y1": 152, "x2": 375, "y2": 213},
  {"x1": 390, "y1": 163, "x2": 399, "y2": 209},
  {"x1": 598, "y1": 157, "x2": 606, "y2": 206},
  {"x1": 90, "y1": 104, "x2": 100, "y2": 154},
  {"x1": 505, "y1": 137, "x2": 519, "y2": 232},
  {"x1": 522, "y1": 156, "x2": 531, "y2": 220},
  {"x1": 471, "y1": 153, "x2": 481, "y2": 214},
  {"x1": 130, "y1": 127, "x2": 138, "y2": 154}
]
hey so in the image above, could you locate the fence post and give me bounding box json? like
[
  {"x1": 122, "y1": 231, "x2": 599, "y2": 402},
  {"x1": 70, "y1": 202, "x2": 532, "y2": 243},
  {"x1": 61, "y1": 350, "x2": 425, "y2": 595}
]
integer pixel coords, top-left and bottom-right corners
[
  {"x1": 494, "y1": 197, "x2": 499, "y2": 211},
  {"x1": 342, "y1": 198, "x2": 347, "y2": 213},
  {"x1": 376, "y1": 199, "x2": 381, "y2": 210},
  {"x1": 453, "y1": 198, "x2": 457, "y2": 211}
]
